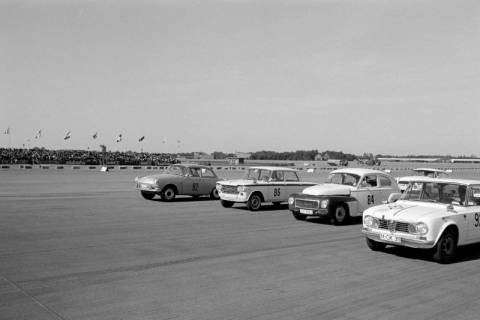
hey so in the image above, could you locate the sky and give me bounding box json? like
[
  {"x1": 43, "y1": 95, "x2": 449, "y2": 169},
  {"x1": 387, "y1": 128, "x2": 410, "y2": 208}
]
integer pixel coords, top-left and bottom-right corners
[{"x1": 1, "y1": 0, "x2": 480, "y2": 155}]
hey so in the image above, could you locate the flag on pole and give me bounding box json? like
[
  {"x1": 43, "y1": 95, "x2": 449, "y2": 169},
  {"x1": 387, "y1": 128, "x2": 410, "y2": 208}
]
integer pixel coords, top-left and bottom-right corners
[
  {"x1": 64, "y1": 130, "x2": 71, "y2": 140},
  {"x1": 116, "y1": 134, "x2": 122, "y2": 143},
  {"x1": 138, "y1": 136, "x2": 145, "y2": 142},
  {"x1": 92, "y1": 132, "x2": 98, "y2": 139},
  {"x1": 4, "y1": 127, "x2": 10, "y2": 135},
  {"x1": 35, "y1": 129, "x2": 42, "y2": 139}
]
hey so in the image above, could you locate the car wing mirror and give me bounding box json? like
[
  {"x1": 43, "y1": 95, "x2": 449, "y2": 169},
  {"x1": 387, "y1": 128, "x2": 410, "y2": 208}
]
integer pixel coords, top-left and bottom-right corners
[{"x1": 387, "y1": 193, "x2": 401, "y2": 203}]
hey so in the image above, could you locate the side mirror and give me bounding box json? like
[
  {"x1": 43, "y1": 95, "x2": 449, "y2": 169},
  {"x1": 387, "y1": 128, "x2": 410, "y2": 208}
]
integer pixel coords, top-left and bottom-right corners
[{"x1": 387, "y1": 193, "x2": 401, "y2": 203}]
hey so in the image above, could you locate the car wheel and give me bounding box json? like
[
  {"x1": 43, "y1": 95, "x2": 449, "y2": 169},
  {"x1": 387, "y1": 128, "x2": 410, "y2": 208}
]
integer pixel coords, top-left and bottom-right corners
[
  {"x1": 330, "y1": 204, "x2": 349, "y2": 225},
  {"x1": 221, "y1": 200, "x2": 234, "y2": 208},
  {"x1": 141, "y1": 191, "x2": 155, "y2": 200},
  {"x1": 210, "y1": 188, "x2": 220, "y2": 200},
  {"x1": 293, "y1": 212, "x2": 307, "y2": 221},
  {"x1": 246, "y1": 194, "x2": 262, "y2": 211},
  {"x1": 432, "y1": 229, "x2": 457, "y2": 264},
  {"x1": 161, "y1": 187, "x2": 176, "y2": 201},
  {"x1": 366, "y1": 237, "x2": 386, "y2": 251}
]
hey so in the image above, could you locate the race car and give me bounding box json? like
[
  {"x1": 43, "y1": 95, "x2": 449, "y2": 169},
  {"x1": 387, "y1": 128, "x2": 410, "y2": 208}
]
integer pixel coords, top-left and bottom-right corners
[
  {"x1": 363, "y1": 177, "x2": 480, "y2": 263},
  {"x1": 288, "y1": 168, "x2": 399, "y2": 224},
  {"x1": 397, "y1": 168, "x2": 451, "y2": 192},
  {"x1": 135, "y1": 164, "x2": 222, "y2": 201},
  {"x1": 216, "y1": 166, "x2": 316, "y2": 211}
]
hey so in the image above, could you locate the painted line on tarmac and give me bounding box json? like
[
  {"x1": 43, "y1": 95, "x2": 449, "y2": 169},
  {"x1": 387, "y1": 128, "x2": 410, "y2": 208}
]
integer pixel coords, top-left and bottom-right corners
[{"x1": 1, "y1": 276, "x2": 68, "y2": 320}]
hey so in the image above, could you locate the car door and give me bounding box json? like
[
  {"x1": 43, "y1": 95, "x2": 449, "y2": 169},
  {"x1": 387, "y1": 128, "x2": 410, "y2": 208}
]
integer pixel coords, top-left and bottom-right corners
[
  {"x1": 269, "y1": 170, "x2": 287, "y2": 202},
  {"x1": 184, "y1": 167, "x2": 202, "y2": 195},
  {"x1": 466, "y1": 185, "x2": 480, "y2": 242},
  {"x1": 353, "y1": 174, "x2": 380, "y2": 212},
  {"x1": 199, "y1": 168, "x2": 217, "y2": 194}
]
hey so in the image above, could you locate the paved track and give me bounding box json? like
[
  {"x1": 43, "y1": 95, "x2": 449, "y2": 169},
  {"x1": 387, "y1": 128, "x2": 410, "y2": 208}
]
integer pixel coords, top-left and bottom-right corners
[{"x1": 1, "y1": 170, "x2": 480, "y2": 320}]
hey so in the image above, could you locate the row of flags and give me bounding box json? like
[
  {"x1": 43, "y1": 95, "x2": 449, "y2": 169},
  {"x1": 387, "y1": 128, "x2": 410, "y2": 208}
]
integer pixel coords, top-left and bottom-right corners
[{"x1": 3, "y1": 128, "x2": 179, "y2": 144}]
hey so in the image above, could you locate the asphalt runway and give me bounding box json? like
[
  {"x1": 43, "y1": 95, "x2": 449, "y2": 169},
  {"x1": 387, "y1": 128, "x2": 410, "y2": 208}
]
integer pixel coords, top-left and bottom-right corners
[{"x1": 2, "y1": 169, "x2": 480, "y2": 320}]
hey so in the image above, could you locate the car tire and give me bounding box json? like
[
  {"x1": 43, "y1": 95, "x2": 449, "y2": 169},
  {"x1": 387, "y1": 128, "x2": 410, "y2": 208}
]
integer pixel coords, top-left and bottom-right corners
[
  {"x1": 246, "y1": 193, "x2": 262, "y2": 211},
  {"x1": 210, "y1": 188, "x2": 220, "y2": 200},
  {"x1": 293, "y1": 212, "x2": 307, "y2": 221},
  {"x1": 221, "y1": 200, "x2": 234, "y2": 208},
  {"x1": 161, "y1": 187, "x2": 176, "y2": 201},
  {"x1": 141, "y1": 191, "x2": 155, "y2": 200},
  {"x1": 366, "y1": 237, "x2": 386, "y2": 251},
  {"x1": 330, "y1": 203, "x2": 349, "y2": 225},
  {"x1": 432, "y1": 229, "x2": 457, "y2": 264}
]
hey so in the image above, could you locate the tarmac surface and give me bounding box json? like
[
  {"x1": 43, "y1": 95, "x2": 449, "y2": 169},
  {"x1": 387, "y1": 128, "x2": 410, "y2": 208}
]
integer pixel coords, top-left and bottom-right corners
[{"x1": 2, "y1": 169, "x2": 480, "y2": 320}]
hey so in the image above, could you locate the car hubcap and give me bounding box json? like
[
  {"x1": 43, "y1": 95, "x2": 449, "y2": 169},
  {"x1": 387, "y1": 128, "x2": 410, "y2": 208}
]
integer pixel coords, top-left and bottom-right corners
[
  {"x1": 165, "y1": 190, "x2": 174, "y2": 199},
  {"x1": 442, "y1": 236, "x2": 453, "y2": 255},
  {"x1": 336, "y1": 208, "x2": 345, "y2": 221},
  {"x1": 252, "y1": 197, "x2": 260, "y2": 209},
  {"x1": 213, "y1": 189, "x2": 219, "y2": 198}
]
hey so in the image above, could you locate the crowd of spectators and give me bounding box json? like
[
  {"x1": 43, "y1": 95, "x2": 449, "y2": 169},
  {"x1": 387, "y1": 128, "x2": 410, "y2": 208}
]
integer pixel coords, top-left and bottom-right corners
[{"x1": 0, "y1": 148, "x2": 179, "y2": 166}]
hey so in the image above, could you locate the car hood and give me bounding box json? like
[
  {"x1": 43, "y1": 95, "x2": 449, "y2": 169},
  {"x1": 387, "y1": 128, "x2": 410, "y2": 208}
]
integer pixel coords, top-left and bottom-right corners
[
  {"x1": 366, "y1": 201, "x2": 449, "y2": 221},
  {"x1": 301, "y1": 184, "x2": 354, "y2": 196},
  {"x1": 218, "y1": 179, "x2": 257, "y2": 186},
  {"x1": 136, "y1": 174, "x2": 180, "y2": 184}
]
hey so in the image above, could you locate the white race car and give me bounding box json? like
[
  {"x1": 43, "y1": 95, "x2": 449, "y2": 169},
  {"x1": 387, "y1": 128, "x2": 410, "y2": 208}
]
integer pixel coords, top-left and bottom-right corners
[
  {"x1": 216, "y1": 166, "x2": 316, "y2": 211},
  {"x1": 288, "y1": 168, "x2": 399, "y2": 224},
  {"x1": 397, "y1": 168, "x2": 451, "y2": 192},
  {"x1": 363, "y1": 176, "x2": 480, "y2": 263}
]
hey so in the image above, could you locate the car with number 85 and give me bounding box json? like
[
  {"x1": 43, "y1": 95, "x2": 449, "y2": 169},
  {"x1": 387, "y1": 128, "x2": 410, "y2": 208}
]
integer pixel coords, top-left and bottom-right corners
[{"x1": 363, "y1": 177, "x2": 480, "y2": 263}]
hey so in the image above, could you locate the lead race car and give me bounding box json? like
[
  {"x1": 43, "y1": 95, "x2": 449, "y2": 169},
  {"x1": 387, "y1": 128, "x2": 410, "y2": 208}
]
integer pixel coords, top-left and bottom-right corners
[
  {"x1": 288, "y1": 168, "x2": 399, "y2": 224},
  {"x1": 363, "y1": 176, "x2": 480, "y2": 263},
  {"x1": 216, "y1": 166, "x2": 317, "y2": 211},
  {"x1": 135, "y1": 164, "x2": 222, "y2": 201}
]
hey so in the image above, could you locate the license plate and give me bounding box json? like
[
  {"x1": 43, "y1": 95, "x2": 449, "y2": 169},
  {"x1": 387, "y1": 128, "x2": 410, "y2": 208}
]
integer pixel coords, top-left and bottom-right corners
[
  {"x1": 379, "y1": 233, "x2": 401, "y2": 243},
  {"x1": 300, "y1": 209, "x2": 314, "y2": 215}
]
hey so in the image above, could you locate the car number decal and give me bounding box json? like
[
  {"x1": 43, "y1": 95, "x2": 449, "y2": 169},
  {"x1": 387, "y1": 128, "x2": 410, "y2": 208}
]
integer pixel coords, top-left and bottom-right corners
[
  {"x1": 273, "y1": 188, "x2": 281, "y2": 197},
  {"x1": 367, "y1": 194, "x2": 375, "y2": 205},
  {"x1": 192, "y1": 183, "x2": 199, "y2": 192},
  {"x1": 475, "y1": 213, "x2": 480, "y2": 227}
]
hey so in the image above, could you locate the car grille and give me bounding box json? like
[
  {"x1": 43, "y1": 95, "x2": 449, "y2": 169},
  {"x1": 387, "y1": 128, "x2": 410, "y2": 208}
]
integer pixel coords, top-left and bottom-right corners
[
  {"x1": 378, "y1": 219, "x2": 411, "y2": 233},
  {"x1": 295, "y1": 199, "x2": 320, "y2": 210},
  {"x1": 221, "y1": 185, "x2": 239, "y2": 194}
]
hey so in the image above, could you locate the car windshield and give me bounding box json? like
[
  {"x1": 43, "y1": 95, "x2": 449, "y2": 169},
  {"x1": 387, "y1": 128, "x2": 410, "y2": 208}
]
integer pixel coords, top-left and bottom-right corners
[
  {"x1": 165, "y1": 165, "x2": 185, "y2": 176},
  {"x1": 325, "y1": 173, "x2": 360, "y2": 186},
  {"x1": 243, "y1": 168, "x2": 272, "y2": 181},
  {"x1": 402, "y1": 181, "x2": 467, "y2": 205}
]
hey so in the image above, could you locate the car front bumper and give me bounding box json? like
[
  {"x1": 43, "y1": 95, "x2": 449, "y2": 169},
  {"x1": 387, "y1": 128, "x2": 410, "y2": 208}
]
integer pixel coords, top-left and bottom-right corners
[
  {"x1": 219, "y1": 192, "x2": 249, "y2": 202},
  {"x1": 136, "y1": 182, "x2": 162, "y2": 192},
  {"x1": 362, "y1": 227, "x2": 435, "y2": 249}
]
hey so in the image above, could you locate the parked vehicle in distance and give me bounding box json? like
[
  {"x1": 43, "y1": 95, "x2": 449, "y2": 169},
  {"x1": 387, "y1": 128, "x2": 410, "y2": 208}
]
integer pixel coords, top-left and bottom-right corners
[
  {"x1": 288, "y1": 168, "x2": 399, "y2": 224},
  {"x1": 216, "y1": 166, "x2": 316, "y2": 211},
  {"x1": 135, "y1": 164, "x2": 222, "y2": 201},
  {"x1": 397, "y1": 168, "x2": 451, "y2": 192},
  {"x1": 363, "y1": 177, "x2": 480, "y2": 263}
]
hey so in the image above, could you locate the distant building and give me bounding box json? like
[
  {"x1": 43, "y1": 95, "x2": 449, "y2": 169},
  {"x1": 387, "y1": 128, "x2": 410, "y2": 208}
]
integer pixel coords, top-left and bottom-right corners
[
  {"x1": 227, "y1": 152, "x2": 251, "y2": 165},
  {"x1": 377, "y1": 157, "x2": 440, "y2": 163}
]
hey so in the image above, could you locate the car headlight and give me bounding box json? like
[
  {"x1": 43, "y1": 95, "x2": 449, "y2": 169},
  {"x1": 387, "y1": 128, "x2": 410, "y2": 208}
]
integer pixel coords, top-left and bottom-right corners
[
  {"x1": 237, "y1": 186, "x2": 248, "y2": 192},
  {"x1": 410, "y1": 222, "x2": 428, "y2": 235},
  {"x1": 288, "y1": 197, "x2": 295, "y2": 205},
  {"x1": 216, "y1": 184, "x2": 222, "y2": 192},
  {"x1": 364, "y1": 215, "x2": 379, "y2": 228},
  {"x1": 320, "y1": 199, "x2": 329, "y2": 209}
]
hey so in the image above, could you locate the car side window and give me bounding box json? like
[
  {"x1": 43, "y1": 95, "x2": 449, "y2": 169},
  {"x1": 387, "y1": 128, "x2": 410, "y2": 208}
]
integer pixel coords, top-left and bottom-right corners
[
  {"x1": 189, "y1": 168, "x2": 200, "y2": 177},
  {"x1": 284, "y1": 171, "x2": 299, "y2": 182},
  {"x1": 468, "y1": 186, "x2": 480, "y2": 206},
  {"x1": 362, "y1": 175, "x2": 378, "y2": 187},
  {"x1": 379, "y1": 175, "x2": 392, "y2": 187},
  {"x1": 201, "y1": 168, "x2": 216, "y2": 178}
]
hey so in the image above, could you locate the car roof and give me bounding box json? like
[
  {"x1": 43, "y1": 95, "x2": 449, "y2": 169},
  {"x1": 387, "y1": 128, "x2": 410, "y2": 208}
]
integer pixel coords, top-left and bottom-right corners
[
  {"x1": 172, "y1": 163, "x2": 212, "y2": 169},
  {"x1": 400, "y1": 176, "x2": 480, "y2": 185},
  {"x1": 330, "y1": 168, "x2": 392, "y2": 176},
  {"x1": 248, "y1": 166, "x2": 297, "y2": 172}
]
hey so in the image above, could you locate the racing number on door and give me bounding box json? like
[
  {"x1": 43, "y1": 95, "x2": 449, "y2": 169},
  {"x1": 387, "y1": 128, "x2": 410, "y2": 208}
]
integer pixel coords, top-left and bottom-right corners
[
  {"x1": 474, "y1": 213, "x2": 480, "y2": 227},
  {"x1": 273, "y1": 188, "x2": 281, "y2": 197},
  {"x1": 192, "y1": 183, "x2": 199, "y2": 192},
  {"x1": 367, "y1": 194, "x2": 375, "y2": 205}
]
